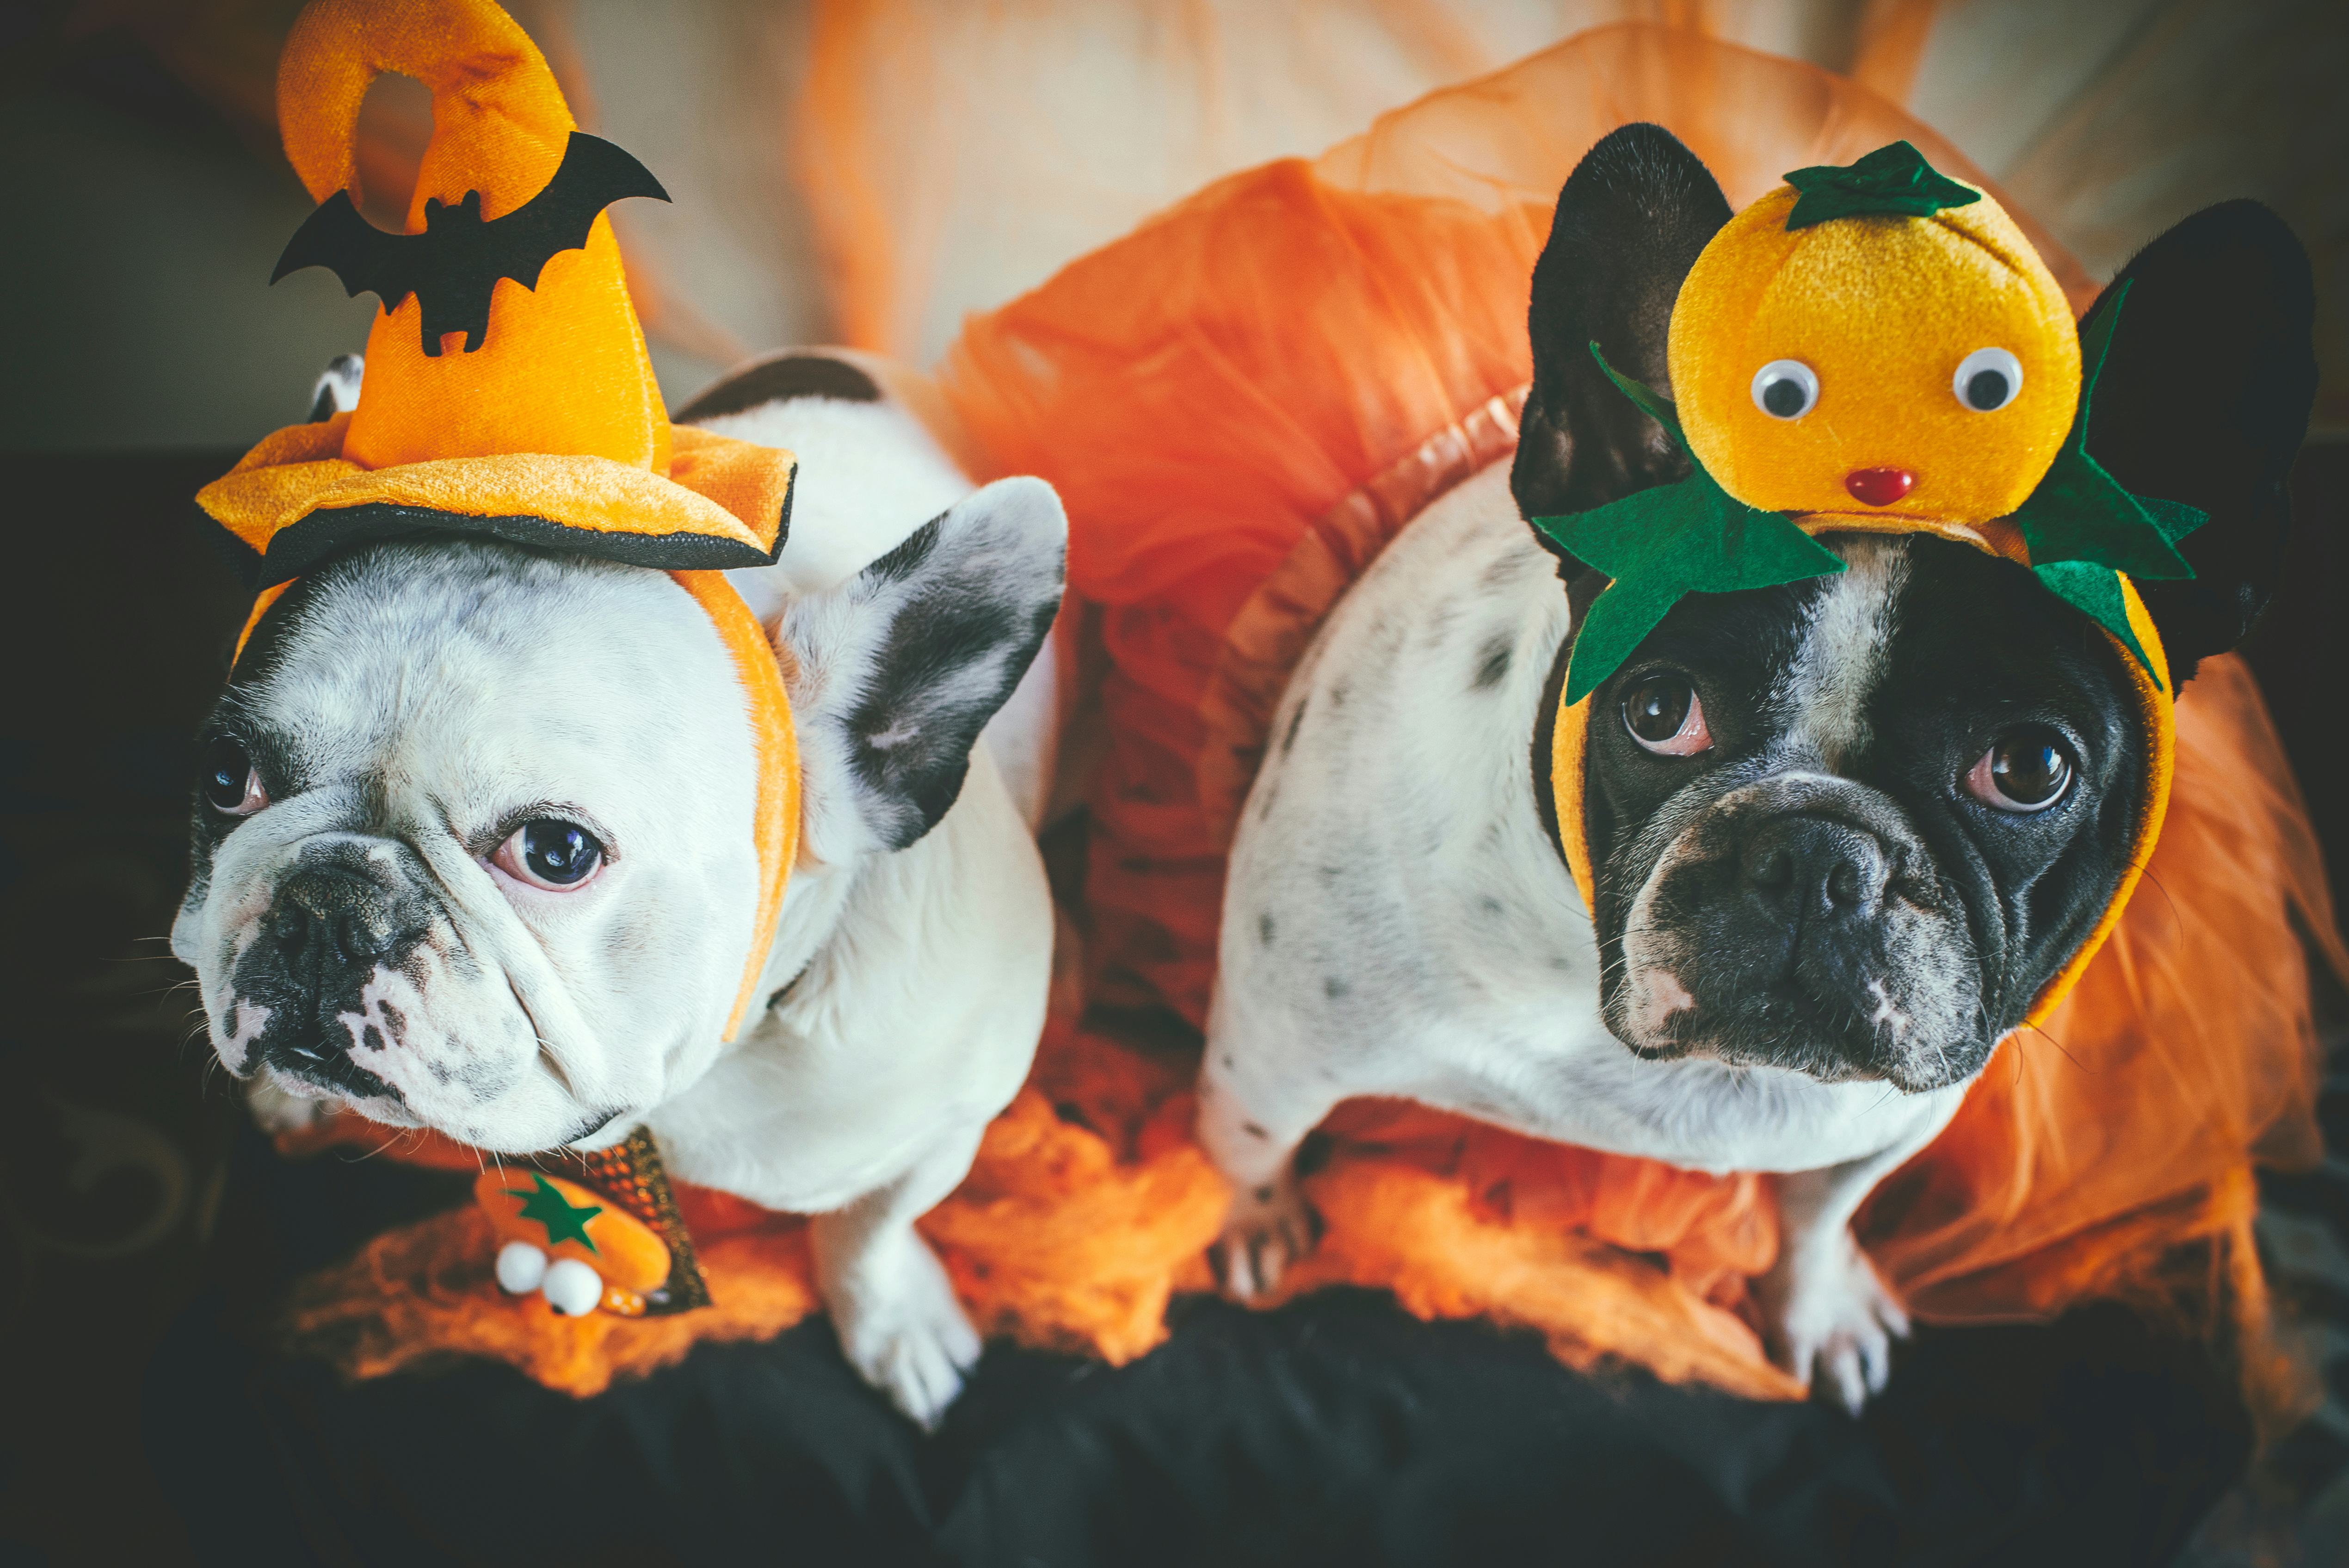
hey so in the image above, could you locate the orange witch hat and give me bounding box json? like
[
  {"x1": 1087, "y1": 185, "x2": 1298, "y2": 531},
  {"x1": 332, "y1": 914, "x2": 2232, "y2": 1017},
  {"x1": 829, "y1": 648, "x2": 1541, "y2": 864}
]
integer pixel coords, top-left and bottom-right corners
[{"x1": 195, "y1": 0, "x2": 799, "y2": 1040}]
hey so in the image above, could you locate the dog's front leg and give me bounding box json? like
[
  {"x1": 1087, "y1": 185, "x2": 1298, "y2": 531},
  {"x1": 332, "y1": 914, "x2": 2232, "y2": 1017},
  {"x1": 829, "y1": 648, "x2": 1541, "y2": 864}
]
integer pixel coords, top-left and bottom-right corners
[
  {"x1": 1196, "y1": 1003, "x2": 1347, "y2": 1301},
  {"x1": 1756, "y1": 1098, "x2": 1961, "y2": 1414},
  {"x1": 810, "y1": 1121, "x2": 987, "y2": 1429}
]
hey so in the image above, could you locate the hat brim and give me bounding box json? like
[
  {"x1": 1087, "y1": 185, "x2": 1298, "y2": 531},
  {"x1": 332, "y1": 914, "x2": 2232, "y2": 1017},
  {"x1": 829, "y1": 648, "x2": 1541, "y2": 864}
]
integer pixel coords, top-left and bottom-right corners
[{"x1": 198, "y1": 415, "x2": 796, "y2": 589}]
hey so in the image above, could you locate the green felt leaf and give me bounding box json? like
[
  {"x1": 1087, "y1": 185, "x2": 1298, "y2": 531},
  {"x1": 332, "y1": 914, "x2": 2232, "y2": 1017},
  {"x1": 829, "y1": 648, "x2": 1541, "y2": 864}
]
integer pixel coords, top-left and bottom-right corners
[
  {"x1": 2139, "y1": 495, "x2": 2206, "y2": 547},
  {"x1": 2034, "y1": 560, "x2": 2162, "y2": 688},
  {"x1": 1782, "y1": 141, "x2": 1981, "y2": 230},
  {"x1": 2008, "y1": 281, "x2": 2202, "y2": 582},
  {"x1": 1588, "y1": 344, "x2": 1687, "y2": 449},
  {"x1": 1536, "y1": 345, "x2": 1844, "y2": 703},
  {"x1": 514, "y1": 1173, "x2": 603, "y2": 1252}
]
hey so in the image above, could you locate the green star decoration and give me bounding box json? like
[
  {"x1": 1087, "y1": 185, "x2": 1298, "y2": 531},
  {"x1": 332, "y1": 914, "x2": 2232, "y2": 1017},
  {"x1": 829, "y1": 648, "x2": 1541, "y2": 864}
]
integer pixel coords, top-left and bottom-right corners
[
  {"x1": 1782, "y1": 141, "x2": 1981, "y2": 230},
  {"x1": 1531, "y1": 345, "x2": 1845, "y2": 704},
  {"x1": 512, "y1": 1173, "x2": 602, "y2": 1253}
]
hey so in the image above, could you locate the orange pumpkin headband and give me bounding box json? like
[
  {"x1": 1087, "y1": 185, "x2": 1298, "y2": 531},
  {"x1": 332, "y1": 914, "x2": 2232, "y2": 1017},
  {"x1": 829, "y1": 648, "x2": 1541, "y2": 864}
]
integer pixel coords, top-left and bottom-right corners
[{"x1": 1537, "y1": 144, "x2": 2184, "y2": 1030}]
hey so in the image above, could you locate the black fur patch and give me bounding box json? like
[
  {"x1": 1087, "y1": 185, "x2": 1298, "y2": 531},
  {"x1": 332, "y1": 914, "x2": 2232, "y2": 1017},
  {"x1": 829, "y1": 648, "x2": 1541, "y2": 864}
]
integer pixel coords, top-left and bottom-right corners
[
  {"x1": 843, "y1": 510, "x2": 1062, "y2": 850},
  {"x1": 675, "y1": 354, "x2": 882, "y2": 424},
  {"x1": 1510, "y1": 124, "x2": 1728, "y2": 543},
  {"x1": 2085, "y1": 200, "x2": 2317, "y2": 681},
  {"x1": 1473, "y1": 633, "x2": 1513, "y2": 691}
]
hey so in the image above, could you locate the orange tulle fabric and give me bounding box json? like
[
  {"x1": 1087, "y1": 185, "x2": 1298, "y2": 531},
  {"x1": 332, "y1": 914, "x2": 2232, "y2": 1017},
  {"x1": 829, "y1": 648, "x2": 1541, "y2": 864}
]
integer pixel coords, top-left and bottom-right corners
[
  {"x1": 279, "y1": 1018, "x2": 1231, "y2": 1397},
  {"x1": 279, "y1": 26, "x2": 2334, "y2": 1407}
]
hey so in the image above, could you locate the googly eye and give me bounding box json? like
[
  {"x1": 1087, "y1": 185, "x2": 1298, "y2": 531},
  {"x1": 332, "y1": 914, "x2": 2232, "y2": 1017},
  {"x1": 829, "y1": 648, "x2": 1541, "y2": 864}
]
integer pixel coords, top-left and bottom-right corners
[
  {"x1": 1953, "y1": 347, "x2": 2022, "y2": 412},
  {"x1": 1750, "y1": 360, "x2": 1818, "y2": 420}
]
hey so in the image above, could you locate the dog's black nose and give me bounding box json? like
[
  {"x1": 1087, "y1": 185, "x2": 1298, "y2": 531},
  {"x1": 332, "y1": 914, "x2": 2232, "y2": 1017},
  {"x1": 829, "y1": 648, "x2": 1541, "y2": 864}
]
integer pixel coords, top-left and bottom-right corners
[
  {"x1": 1739, "y1": 817, "x2": 1891, "y2": 923},
  {"x1": 269, "y1": 864, "x2": 412, "y2": 977}
]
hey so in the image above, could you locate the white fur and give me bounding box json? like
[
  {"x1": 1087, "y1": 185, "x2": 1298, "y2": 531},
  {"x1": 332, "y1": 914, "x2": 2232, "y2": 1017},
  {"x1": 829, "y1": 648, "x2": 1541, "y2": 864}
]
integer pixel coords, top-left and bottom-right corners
[
  {"x1": 1198, "y1": 462, "x2": 1966, "y2": 1407},
  {"x1": 1770, "y1": 538, "x2": 1907, "y2": 771},
  {"x1": 177, "y1": 380, "x2": 1064, "y2": 1426}
]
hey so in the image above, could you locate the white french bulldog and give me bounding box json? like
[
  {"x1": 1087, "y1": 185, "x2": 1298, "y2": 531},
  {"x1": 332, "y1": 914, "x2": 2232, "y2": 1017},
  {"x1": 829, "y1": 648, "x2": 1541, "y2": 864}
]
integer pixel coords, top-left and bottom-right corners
[
  {"x1": 174, "y1": 350, "x2": 1066, "y2": 1426},
  {"x1": 1197, "y1": 127, "x2": 2318, "y2": 1410}
]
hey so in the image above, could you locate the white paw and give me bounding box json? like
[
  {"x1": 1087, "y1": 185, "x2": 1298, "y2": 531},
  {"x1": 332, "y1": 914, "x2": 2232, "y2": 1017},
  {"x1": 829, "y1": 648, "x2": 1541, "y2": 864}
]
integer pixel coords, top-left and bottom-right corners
[
  {"x1": 828, "y1": 1237, "x2": 982, "y2": 1430},
  {"x1": 1211, "y1": 1167, "x2": 1315, "y2": 1303},
  {"x1": 1759, "y1": 1227, "x2": 1910, "y2": 1415}
]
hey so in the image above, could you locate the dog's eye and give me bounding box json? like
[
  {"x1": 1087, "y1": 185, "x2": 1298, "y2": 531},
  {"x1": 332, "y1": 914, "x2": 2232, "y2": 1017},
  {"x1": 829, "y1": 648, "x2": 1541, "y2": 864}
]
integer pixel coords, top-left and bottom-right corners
[
  {"x1": 1750, "y1": 359, "x2": 1819, "y2": 420},
  {"x1": 1621, "y1": 677, "x2": 1713, "y2": 757},
  {"x1": 200, "y1": 738, "x2": 267, "y2": 816},
  {"x1": 492, "y1": 819, "x2": 606, "y2": 890},
  {"x1": 1953, "y1": 347, "x2": 2023, "y2": 412},
  {"x1": 1964, "y1": 727, "x2": 2073, "y2": 812}
]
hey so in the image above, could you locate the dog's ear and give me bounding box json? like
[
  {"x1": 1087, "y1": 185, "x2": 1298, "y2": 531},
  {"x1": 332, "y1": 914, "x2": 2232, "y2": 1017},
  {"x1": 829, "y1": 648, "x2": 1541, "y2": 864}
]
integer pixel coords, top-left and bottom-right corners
[
  {"x1": 1510, "y1": 123, "x2": 1731, "y2": 565},
  {"x1": 2086, "y1": 201, "x2": 2317, "y2": 684},
  {"x1": 782, "y1": 476, "x2": 1067, "y2": 862}
]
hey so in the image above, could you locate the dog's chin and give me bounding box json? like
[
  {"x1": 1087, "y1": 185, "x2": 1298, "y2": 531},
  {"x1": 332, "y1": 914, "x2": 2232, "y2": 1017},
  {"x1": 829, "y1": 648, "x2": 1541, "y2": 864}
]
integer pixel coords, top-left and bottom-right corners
[
  {"x1": 234, "y1": 1019, "x2": 620, "y2": 1154},
  {"x1": 250, "y1": 1064, "x2": 421, "y2": 1131},
  {"x1": 1603, "y1": 975, "x2": 1984, "y2": 1093}
]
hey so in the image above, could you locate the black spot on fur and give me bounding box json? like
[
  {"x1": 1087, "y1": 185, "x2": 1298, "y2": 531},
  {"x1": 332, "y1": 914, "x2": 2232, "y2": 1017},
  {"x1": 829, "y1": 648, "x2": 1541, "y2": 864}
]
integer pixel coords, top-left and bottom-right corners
[
  {"x1": 1323, "y1": 977, "x2": 1349, "y2": 1000},
  {"x1": 1243, "y1": 1123, "x2": 1268, "y2": 1142},
  {"x1": 1473, "y1": 633, "x2": 1513, "y2": 691},
  {"x1": 1258, "y1": 913, "x2": 1276, "y2": 948},
  {"x1": 674, "y1": 353, "x2": 882, "y2": 423},
  {"x1": 1279, "y1": 699, "x2": 1308, "y2": 757}
]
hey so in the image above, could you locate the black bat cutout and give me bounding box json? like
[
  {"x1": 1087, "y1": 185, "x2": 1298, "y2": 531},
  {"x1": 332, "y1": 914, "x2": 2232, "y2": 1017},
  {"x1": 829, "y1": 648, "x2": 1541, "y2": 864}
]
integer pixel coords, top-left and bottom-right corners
[{"x1": 273, "y1": 131, "x2": 669, "y2": 357}]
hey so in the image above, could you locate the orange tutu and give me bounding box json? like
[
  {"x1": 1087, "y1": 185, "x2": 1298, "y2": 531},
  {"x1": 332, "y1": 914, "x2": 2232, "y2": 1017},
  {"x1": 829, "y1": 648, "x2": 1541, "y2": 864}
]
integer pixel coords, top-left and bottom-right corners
[{"x1": 280, "y1": 26, "x2": 2336, "y2": 1408}]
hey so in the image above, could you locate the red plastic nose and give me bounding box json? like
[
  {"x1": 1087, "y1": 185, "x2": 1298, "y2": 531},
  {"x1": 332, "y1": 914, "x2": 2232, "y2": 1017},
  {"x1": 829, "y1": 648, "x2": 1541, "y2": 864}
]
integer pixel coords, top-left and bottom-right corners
[{"x1": 1845, "y1": 467, "x2": 1915, "y2": 507}]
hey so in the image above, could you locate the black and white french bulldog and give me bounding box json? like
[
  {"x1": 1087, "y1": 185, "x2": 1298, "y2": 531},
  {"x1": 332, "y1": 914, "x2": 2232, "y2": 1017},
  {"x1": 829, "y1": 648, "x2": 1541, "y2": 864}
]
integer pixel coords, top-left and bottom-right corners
[
  {"x1": 173, "y1": 351, "x2": 1066, "y2": 1425},
  {"x1": 1197, "y1": 125, "x2": 2317, "y2": 1409}
]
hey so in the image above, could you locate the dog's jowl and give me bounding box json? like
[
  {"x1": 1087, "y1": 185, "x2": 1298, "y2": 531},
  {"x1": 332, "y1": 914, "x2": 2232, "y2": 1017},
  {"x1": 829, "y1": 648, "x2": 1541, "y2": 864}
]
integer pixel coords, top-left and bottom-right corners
[{"x1": 1197, "y1": 123, "x2": 2317, "y2": 1412}]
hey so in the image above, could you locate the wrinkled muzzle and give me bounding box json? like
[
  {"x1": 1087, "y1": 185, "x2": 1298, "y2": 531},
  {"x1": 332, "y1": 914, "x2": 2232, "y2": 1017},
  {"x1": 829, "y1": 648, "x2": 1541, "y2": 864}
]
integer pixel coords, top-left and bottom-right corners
[
  {"x1": 209, "y1": 830, "x2": 543, "y2": 1132},
  {"x1": 1609, "y1": 773, "x2": 1989, "y2": 1090}
]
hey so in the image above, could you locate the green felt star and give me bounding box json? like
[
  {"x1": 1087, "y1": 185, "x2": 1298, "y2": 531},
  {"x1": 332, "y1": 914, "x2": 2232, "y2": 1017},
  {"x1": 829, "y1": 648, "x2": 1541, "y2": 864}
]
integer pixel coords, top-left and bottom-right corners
[
  {"x1": 1530, "y1": 346, "x2": 1845, "y2": 704},
  {"x1": 512, "y1": 1173, "x2": 601, "y2": 1253},
  {"x1": 1782, "y1": 141, "x2": 1980, "y2": 230},
  {"x1": 2010, "y1": 280, "x2": 2206, "y2": 688}
]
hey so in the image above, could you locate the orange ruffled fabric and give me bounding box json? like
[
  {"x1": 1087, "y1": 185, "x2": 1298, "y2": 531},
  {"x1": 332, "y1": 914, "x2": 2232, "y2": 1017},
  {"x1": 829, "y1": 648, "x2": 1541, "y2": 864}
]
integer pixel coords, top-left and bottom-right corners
[
  {"x1": 278, "y1": 25, "x2": 2334, "y2": 1407},
  {"x1": 281, "y1": 1017, "x2": 1230, "y2": 1397}
]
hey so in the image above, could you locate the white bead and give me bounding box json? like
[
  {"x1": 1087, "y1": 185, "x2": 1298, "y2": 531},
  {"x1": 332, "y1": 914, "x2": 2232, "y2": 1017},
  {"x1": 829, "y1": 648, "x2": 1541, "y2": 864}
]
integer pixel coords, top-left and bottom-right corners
[
  {"x1": 495, "y1": 1241, "x2": 548, "y2": 1295},
  {"x1": 541, "y1": 1257, "x2": 604, "y2": 1316}
]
